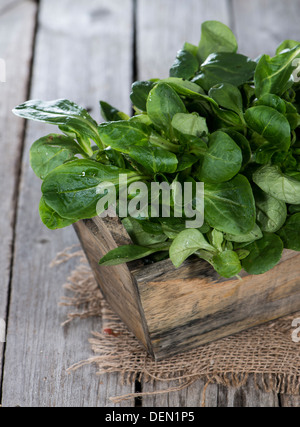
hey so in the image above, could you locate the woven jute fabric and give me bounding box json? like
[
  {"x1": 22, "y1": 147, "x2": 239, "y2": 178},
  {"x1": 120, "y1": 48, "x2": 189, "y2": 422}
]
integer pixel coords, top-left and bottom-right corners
[{"x1": 53, "y1": 246, "x2": 300, "y2": 403}]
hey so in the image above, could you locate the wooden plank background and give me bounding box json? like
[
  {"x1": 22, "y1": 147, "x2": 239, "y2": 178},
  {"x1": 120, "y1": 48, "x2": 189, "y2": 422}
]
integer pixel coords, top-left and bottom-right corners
[{"x1": 0, "y1": 0, "x2": 300, "y2": 407}]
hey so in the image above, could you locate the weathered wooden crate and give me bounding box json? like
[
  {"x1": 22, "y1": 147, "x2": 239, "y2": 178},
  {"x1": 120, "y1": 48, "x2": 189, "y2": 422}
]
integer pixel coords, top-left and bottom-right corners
[{"x1": 73, "y1": 216, "x2": 300, "y2": 361}]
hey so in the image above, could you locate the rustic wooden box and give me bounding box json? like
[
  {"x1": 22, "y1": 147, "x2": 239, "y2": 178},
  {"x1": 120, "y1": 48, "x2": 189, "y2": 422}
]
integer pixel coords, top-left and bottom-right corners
[{"x1": 73, "y1": 216, "x2": 300, "y2": 361}]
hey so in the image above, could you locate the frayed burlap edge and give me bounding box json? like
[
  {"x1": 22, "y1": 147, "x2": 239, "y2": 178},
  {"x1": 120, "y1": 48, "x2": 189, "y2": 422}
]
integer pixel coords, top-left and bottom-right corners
[{"x1": 53, "y1": 246, "x2": 300, "y2": 403}]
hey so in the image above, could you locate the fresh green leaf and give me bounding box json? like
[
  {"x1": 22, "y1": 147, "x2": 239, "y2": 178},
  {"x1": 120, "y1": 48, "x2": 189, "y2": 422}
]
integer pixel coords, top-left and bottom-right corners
[
  {"x1": 99, "y1": 244, "x2": 168, "y2": 266},
  {"x1": 100, "y1": 101, "x2": 130, "y2": 122},
  {"x1": 122, "y1": 217, "x2": 167, "y2": 246},
  {"x1": 198, "y1": 21, "x2": 238, "y2": 63},
  {"x1": 159, "y1": 77, "x2": 205, "y2": 97},
  {"x1": 253, "y1": 165, "x2": 300, "y2": 204},
  {"x1": 209, "y1": 83, "x2": 244, "y2": 115},
  {"x1": 277, "y1": 213, "x2": 300, "y2": 251},
  {"x1": 198, "y1": 131, "x2": 242, "y2": 183},
  {"x1": 255, "y1": 94, "x2": 286, "y2": 114},
  {"x1": 211, "y1": 250, "x2": 242, "y2": 278},
  {"x1": 225, "y1": 223, "x2": 262, "y2": 243},
  {"x1": 204, "y1": 174, "x2": 256, "y2": 235},
  {"x1": 170, "y1": 229, "x2": 215, "y2": 268},
  {"x1": 146, "y1": 83, "x2": 187, "y2": 132},
  {"x1": 276, "y1": 40, "x2": 300, "y2": 55},
  {"x1": 195, "y1": 52, "x2": 257, "y2": 92},
  {"x1": 171, "y1": 112, "x2": 208, "y2": 137},
  {"x1": 128, "y1": 145, "x2": 178, "y2": 174},
  {"x1": 130, "y1": 81, "x2": 156, "y2": 111},
  {"x1": 289, "y1": 205, "x2": 300, "y2": 214},
  {"x1": 245, "y1": 106, "x2": 291, "y2": 150},
  {"x1": 222, "y1": 129, "x2": 251, "y2": 167},
  {"x1": 98, "y1": 121, "x2": 178, "y2": 173},
  {"x1": 254, "y1": 46, "x2": 300, "y2": 97},
  {"x1": 30, "y1": 134, "x2": 86, "y2": 180},
  {"x1": 254, "y1": 187, "x2": 287, "y2": 233},
  {"x1": 176, "y1": 153, "x2": 199, "y2": 172},
  {"x1": 170, "y1": 49, "x2": 199, "y2": 80},
  {"x1": 211, "y1": 229, "x2": 224, "y2": 251},
  {"x1": 39, "y1": 197, "x2": 76, "y2": 230},
  {"x1": 242, "y1": 233, "x2": 284, "y2": 275},
  {"x1": 41, "y1": 159, "x2": 142, "y2": 220},
  {"x1": 13, "y1": 99, "x2": 101, "y2": 151}
]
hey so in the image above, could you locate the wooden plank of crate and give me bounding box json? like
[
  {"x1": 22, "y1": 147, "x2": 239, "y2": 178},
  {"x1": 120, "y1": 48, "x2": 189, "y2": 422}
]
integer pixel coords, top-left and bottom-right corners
[
  {"x1": 1, "y1": 0, "x2": 135, "y2": 407},
  {"x1": 232, "y1": 0, "x2": 300, "y2": 58},
  {"x1": 136, "y1": 0, "x2": 232, "y2": 81},
  {"x1": 0, "y1": 0, "x2": 38, "y2": 387}
]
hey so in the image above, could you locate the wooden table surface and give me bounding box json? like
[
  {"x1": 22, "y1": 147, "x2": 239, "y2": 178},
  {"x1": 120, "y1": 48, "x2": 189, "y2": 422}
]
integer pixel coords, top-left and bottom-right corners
[{"x1": 1, "y1": 0, "x2": 300, "y2": 407}]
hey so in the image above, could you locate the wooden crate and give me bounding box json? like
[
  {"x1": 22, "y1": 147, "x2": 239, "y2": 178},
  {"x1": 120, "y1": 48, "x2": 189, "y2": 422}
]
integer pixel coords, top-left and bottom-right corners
[{"x1": 73, "y1": 216, "x2": 300, "y2": 361}]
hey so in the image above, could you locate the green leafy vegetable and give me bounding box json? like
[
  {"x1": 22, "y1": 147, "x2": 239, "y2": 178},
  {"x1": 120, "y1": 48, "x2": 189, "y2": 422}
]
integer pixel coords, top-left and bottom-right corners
[
  {"x1": 169, "y1": 49, "x2": 199, "y2": 80},
  {"x1": 99, "y1": 243, "x2": 170, "y2": 266},
  {"x1": 204, "y1": 175, "x2": 256, "y2": 235},
  {"x1": 277, "y1": 213, "x2": 300, "y2": 251},
  {"x1": 194, "y1": 52, "x2": 256, "y2": 91},
  {"x1": 253, "y1": 165, "x2": 300, "y2": 204},
  {"x1": 241, "y1": 233, "x2": 284, "y2": 275},
  {"x1": 30, "y1": 134, "x2": 86, "y2": 180},
  {"x1": 255, "y1": 45, "x2": 300, "y2": 97},
  {"x1": 12, "y1": 20, "x2": 300, "y2": 280},
  {"x1": 212, "y1": 251, "x2": 242, "y2": 278},
  {"x1": 146, "y1": 83, "x2": 187, "y2": 132},
  {"x1": 197, "y1": 20, "x2": 238, "y2": 63},
  {"x1": 169, "y1": 229, "x2": 215, "y2": 268},
  {"x1": 197, "y1": 131, "x2": 242, "y2": 183}
]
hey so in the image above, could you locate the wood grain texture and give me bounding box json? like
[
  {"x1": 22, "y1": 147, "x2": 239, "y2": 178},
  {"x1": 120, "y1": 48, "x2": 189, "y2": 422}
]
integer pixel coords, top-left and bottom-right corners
[
  {"x1": 142, "y1": 376, "x2": 280, "y2": 407},
  {"x1": 74, "y1": 217, "x2": 153, "y2": 355},
  {"x1": 136, "y1": 0, "x2": 231, "y2": 80},
  {"x1": 1, "y1": 0, "x2": 135, "y2": 407},
  {"x1": 136, "y1": 250, "x2": 300, "y2": 359},
  {"x1": 232, "y1": 0, "x2": 300, "y2": 58},
  {"x1": 0, "y1": 0, "x2": 38, "y2": 386}
]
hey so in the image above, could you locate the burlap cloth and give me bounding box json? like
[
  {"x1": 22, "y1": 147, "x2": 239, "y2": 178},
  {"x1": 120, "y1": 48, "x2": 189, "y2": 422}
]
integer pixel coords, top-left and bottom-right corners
[{"x1": 53, "y1": 246, "x2": 300, "y2": 404}]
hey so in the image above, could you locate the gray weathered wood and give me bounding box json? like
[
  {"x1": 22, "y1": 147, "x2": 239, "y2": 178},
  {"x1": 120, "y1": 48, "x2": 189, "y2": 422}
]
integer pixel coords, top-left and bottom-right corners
[
  {"x1": 1, "y1": 0, "x2": 135, "y2": 407},
  {"x1": 279, "y1": 394, "x2": 300, "y2": 407},
  {"x1": 217, "y1": 377, "x2": 280, "y2": 407},
  {"x1": 232, "y1": 0, "x2": 300, "y2": 58},
  {"x1": 0, "y1": 0, "x2": 38, "y2": 386}
]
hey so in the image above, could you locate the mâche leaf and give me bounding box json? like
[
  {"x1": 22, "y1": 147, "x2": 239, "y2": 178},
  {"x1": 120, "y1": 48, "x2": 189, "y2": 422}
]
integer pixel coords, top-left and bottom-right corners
[
  {"x1": 170, "y1": 229, "x2": 215, "y2": 268},
  {"x1": 197, "y1": 21, "x2": 238, "y2": 63},
  {"x1": 277, "y1": 213, "x2": 300, "y2": 251},
  {"x1": 253, "y1": 165, "x2": 300, "y2": 204},
  {"x1": 146, "y1": 83, "x2": 187, "y2": 132},
  {"x1": 241, "y1": 233, "x2": 284, "y2": 275},
  {"x1": 41, "y1": 159, "x2": 142, "y2": 220},
  {"x1": 197, "y1": 131, "x2": 242, "y2": 183},
  {"x1": 204, "y1": 175, "x2": 256, "y2": 235},
  {"x1": 194, "y1": 52, "x2": 257, "y2": 92},
  {"x1": 211, "y1": 250, "x2": 242, "y2": 278},
  {"x1": 170, "y1": 49, "x2": 199, "y2": 80},
  {"x1": 30, "y1": 133, "x2": 86, "y2": 179},
  {"x1": 13, "y1": 99, "x2": 102, "y2": 153},
  {"x1": 99, "y1": 244, "x2": 169, "y2": 266},
  {"x1": 255, "y1": 45, "x2": 300, "y2": 97}
]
